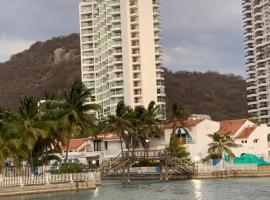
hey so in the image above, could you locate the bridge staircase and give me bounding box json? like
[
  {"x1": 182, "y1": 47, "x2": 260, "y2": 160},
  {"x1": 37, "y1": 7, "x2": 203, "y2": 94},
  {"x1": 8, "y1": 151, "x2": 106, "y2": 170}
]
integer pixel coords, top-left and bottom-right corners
[
  {"x1": 97, "y1": 150, "x2": 196, "y2": 181},
  {"x1": 97, "y1": 153, "x2": 134, "y2": 177},
  {"x1": 166, "y1": 158, "x2": 195, "y2": 177}
]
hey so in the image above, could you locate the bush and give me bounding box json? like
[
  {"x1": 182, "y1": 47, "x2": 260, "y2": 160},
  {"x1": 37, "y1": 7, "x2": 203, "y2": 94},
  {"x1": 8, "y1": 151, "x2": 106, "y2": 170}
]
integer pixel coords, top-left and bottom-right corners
[{"x1": 58, "y1": 163, "x2": 88, "y2": 174}]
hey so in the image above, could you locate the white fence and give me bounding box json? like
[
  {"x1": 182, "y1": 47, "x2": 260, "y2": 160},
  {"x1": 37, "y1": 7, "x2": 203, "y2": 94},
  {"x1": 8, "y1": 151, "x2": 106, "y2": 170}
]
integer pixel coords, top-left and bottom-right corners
[
  {"x1": 197, "y1": 161, "x2": 258, "y2": 173},
  {"x1": 0, "y1": 172, "x2": 97, "y2": 188}
]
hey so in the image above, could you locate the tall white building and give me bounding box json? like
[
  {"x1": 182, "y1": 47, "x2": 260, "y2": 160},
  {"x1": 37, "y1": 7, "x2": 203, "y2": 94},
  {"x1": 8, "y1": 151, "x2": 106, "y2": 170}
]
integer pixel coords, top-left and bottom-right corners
[
  {"x1": 242, "y1": 0, "x2": 270, "y2": 123},
  {"x1": 79, "y1": 0, "x2": 166, "y2": 119}
]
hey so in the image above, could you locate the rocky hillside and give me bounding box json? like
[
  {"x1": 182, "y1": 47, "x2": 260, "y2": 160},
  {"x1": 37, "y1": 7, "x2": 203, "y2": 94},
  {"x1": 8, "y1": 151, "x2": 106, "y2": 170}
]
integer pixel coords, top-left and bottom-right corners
[
  {"x1": 0, "y1": 34, "x2": 248, "y2": 120},
  {"x1": 0, "y1": 34, "x2": 81, "y2": 109}
]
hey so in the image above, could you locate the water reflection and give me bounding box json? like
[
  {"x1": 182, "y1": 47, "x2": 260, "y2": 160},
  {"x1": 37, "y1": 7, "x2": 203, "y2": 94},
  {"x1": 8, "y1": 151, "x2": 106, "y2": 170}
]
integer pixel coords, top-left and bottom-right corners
[
  {"x1": 92, "y1": 187, "x2": 99, "y2": 198},
  {"x1": 3, "y1": 178, "x2": 270, "y2": 200},
  {"x1": 191, "y1": 179, "x2": 202, "y2": 200}
]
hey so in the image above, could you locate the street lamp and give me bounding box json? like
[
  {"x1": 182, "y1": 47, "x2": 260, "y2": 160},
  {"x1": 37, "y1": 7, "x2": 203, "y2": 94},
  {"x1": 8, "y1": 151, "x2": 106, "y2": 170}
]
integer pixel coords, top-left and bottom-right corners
[
  {"x1": 145, "y1": 139, "x2": 150, "y2": 157},
  {"x1": 92, "y1": 160, "x2": 96, "y2": 171}
]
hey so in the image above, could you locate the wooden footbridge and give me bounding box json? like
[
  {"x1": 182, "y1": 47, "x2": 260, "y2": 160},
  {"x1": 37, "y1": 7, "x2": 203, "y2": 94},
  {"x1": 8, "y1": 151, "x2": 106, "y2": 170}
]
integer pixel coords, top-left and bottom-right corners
[{"x1": 97, "y1": 150, "x2": 196, "y2": 183}]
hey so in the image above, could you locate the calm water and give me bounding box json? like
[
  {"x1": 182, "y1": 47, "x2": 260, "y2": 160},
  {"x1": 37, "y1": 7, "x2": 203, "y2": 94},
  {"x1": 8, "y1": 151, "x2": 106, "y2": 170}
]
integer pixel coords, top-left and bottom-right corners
[{"x1": 2, "y1": 178, "x2": 270, "y2": 200}]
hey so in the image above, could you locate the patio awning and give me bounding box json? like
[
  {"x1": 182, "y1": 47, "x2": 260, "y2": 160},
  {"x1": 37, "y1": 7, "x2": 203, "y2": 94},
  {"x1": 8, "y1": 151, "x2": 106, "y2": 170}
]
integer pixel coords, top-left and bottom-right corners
[{"x1": 175, "y1": 127, "x2": 189, "y2": 135}]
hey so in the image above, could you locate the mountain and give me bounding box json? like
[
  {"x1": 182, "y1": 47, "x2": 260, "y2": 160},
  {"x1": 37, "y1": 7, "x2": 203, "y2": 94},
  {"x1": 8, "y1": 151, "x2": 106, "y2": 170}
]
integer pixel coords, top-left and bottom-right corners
[
  {"x1": 165, "y1": 70, "x2": 247, "y2": 120},
  {"x1": 0, "y1": 34, "x2": 248, "y2": 120}
]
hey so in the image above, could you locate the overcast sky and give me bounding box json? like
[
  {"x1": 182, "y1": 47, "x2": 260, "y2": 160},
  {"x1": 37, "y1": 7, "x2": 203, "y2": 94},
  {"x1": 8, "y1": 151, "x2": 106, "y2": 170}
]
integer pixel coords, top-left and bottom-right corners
[{"x1": 0, "y1": 0, "x2": 245, "y2": 75}]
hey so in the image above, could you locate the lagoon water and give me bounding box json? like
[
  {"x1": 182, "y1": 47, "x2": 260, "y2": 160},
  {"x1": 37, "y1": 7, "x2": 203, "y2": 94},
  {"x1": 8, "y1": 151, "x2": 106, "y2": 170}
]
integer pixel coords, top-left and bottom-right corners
[{"x1": 2, "y1": 178, "x2": 270, "y2": 200}]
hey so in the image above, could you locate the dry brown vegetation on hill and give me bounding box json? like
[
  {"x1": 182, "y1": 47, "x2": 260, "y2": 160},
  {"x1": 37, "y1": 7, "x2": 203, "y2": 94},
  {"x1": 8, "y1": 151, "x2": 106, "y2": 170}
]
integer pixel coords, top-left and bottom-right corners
[{"x1": 0, "y1": 34, "x2": 247, "y2": 120}]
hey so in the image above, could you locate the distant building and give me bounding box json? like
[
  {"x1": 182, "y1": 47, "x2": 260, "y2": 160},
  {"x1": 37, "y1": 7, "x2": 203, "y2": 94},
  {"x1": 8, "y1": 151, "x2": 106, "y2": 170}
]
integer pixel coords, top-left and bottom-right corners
[
  {"x1": 164, "y1": 118, "x2": 270, "y2": 161},
  {"x1": 242, "y1": 0, "x2": 270, "y2": 123},
  {"x1": 79, "y1": 0, "x2": 166, "y2": 119},
  {"x1": 188, "y1": 114, "x2": 211, "y2": 120},
  {"x1": 61, "y1": 133, "x2": 122, "y2": 166}
]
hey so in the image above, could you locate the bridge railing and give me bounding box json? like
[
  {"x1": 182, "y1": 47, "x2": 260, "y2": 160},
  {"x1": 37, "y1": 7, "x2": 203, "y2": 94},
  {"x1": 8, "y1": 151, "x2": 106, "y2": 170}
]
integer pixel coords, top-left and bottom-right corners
[{"x1": 120, "y1": 150, "x2": 171, "y2": 158}]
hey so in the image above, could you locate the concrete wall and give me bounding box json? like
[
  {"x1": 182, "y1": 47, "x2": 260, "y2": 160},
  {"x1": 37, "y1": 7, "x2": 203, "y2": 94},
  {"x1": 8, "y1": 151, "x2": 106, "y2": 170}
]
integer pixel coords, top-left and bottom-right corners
[{"x1": 187, "y1": 120, "x2": 219, "y2": 161}]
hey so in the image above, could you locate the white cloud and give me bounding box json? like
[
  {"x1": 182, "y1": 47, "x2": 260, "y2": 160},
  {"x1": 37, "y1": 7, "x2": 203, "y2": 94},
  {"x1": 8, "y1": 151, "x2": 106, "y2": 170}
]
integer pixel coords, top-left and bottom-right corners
[
  {"x1": 160, "y1": 0, "x2": 245, "y2": 75},
  {"x1": 0, "y1": 0, "x2": 245, "y2": 75},
  {"x1": 0, "y1": 36, "x2": 33, "y2": 62}
]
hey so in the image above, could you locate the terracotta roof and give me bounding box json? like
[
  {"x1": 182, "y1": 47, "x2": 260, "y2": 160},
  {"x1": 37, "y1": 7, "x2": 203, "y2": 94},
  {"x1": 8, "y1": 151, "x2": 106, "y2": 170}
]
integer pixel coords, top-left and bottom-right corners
[
  {"x1": 68, "y1": 138, "x2": 88, "y2": 150},
  {"x1": 164, "y1": 119, "x2": 204, "y2": 129},
  {"x1": 219, "y1": 119, "x2": 247, "y2": 136},
  {"x1": 237, "y1": 127, "x2": 256, "y2": 139}
]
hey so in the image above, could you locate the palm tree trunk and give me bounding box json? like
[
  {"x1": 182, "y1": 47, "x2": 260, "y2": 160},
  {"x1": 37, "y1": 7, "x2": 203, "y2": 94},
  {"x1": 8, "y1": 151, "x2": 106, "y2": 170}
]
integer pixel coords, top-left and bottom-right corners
[
  {"x1": 172, "y1": 119, "x2": 176, "y2": 138},
  {"x1": 120, "y1": 136, "x2": 124, "y2": 156},
  {"x1": 65, "y1": 135, "x2": 71, "y2": 163},
  {"x1": 30, "y1": 150, "x2": 34, "y2": 172}
]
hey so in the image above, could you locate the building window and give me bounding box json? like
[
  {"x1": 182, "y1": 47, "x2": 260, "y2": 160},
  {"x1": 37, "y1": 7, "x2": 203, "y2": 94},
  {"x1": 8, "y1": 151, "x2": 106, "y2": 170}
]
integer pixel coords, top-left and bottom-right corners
[
  {"x1": 94, "y1": 140, "x2": 102, "y2": 151},
  {"x1": 104, "y1": 141, "x2": 108, "y2": 150}
]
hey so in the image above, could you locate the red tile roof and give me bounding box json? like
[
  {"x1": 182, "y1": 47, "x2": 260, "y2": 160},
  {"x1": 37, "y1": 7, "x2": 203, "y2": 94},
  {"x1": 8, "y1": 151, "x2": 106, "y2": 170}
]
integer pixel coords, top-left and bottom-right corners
[
  {"x1": 237, "y1": 127, "x2": 256, "y2": 139},
  {"x1": 68, "y1": 138, "x2": 88, "y2": 150},
  {"x1": 163, "y1": 119, "x2": 204, "y2": 129},
  {"x1": 219, "y1": 119, "x2": 247, "y2": 136}
]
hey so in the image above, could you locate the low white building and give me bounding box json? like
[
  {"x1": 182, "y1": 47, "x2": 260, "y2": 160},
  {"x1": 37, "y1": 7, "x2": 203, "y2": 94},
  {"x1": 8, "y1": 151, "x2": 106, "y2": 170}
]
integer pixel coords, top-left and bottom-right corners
[
  {"x1": 164, "y1": 118, "x2": 270, "y2": 162},
  {"x1": 164, "y1": 119, "x2": 219, "y2": 162},
  {"x1": 61, "y1": 118, "x2": 270, "y2": 165},
  {"x1": 61, "y1": 133, "x2": 122, "y2": 167}
]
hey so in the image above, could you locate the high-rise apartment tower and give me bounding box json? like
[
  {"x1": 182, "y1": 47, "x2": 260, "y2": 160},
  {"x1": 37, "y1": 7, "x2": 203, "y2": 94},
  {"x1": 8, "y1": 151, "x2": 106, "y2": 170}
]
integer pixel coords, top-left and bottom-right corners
[
  {"x1": 79, "y1": 0, "x2": 166, "y2": 119},
  {"x1": 242, "y1": 0, "x2": 270, "y2": 123}
]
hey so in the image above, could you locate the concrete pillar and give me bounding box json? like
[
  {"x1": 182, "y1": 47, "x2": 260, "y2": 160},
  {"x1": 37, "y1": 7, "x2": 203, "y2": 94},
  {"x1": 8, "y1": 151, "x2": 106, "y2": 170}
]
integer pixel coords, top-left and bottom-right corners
[
  {"x1": 45, "y1": 173, "x2": 50, "y2": 184},
  {"x1": 19, "y1": 177, "x2": 24, "y2": 187},
  {"x1": 70, "y1": 174, "x2": 74, "y2": 183}
]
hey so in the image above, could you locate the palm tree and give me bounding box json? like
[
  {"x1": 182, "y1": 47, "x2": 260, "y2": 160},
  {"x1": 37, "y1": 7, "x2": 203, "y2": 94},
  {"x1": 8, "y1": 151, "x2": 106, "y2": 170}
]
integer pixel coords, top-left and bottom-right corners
[
  {"x1": 166, "y1": 137, "x2": 189, "y2": 158},
  {"x1": 205, "y1": 132, "x2": 239, "y2": 162},
  {"x1": 168, "y1": 104, "x2": 189, "y2": 137},
  {"x1": 0, "y1": 108, "x2": 27, "y2": 169},
  {"x1": 103, "y1": 101, "x2": 134, "y2": 155},
  {"x1": 18, "y1": 97, "x2": 48, "y2": 149},
  {"x1": 55, "y1": 81, "x2": 100, "y2": 162},
  {"x1": 133, "y1": 101, "x2": 163, "y2": 150},
  {"x1": 11, "y1": 96, "x2": 50, "y2": 168}
]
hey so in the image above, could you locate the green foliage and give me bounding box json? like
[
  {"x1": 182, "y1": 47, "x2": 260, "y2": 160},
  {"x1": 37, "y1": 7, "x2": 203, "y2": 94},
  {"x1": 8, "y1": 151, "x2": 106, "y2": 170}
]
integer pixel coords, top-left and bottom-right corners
[
  {"x1": 102, "y1": 101, "x2": 163, "y2": 153},
  {"x1": 0, "y1": 81, "x2": 99, "y2": 168},
  {"x1": 205, "y1": 132, "x2": 240, "y2": 161},
  {"x1": 168, "y1": 103, "x2": 190, "y2": 137},
  {"x1": 166, "y1": 137, "x2": 189, "y2": 159},
  {"x1": 58, "y1": 163, "x2": 88, "y2": 174}
]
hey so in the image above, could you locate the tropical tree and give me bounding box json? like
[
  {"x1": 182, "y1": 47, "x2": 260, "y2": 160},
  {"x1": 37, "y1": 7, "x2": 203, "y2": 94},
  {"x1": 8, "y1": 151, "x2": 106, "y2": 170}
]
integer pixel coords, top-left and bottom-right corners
[
  {"x1": 51, "y1": 81, "x2": 100, "y2": 162},
  {"x1": 166, "y1": 137, "x2": 189, "y2": 159},
  {"x1": 10, "y1": 96, "x2": 52, "y2": 168},
  {"x1": 205, "y1": 132, "x2": 239, "y2": 161},
  {"x1": 102, "y1": 101, "x2": 134, "y2": 155},
  {"x1": 132, "y1": 101, "x2": 163, "y2": 150},
  {"x1": 0, "y1": 108, "x2": 23, "y2": 169},
  {"x1": 168, "y1": 103, "x2": 189, "y2": 137}
]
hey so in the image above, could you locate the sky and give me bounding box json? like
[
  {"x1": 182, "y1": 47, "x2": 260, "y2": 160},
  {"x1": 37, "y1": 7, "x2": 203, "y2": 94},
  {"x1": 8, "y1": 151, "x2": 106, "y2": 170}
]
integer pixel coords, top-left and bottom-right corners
[{"x1": 0, "y1": 0, "x2": 245, "y2": 75}]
